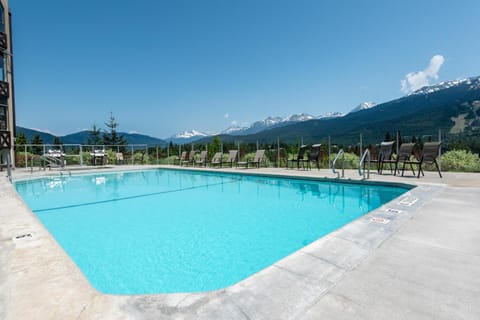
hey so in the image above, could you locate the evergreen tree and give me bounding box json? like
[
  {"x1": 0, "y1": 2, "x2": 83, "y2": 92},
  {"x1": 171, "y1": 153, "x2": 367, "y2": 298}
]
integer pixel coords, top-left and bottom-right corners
[
  {"x1": 31, "y1": 134, "x2": 43, "y2": 154},
  {"x1": 53, "y1": 136, "x2": 62, "y2": 147},
  {"x1": 209, "y1": 136, "x2": 221, "y2": 158},
  {"x1": 103, "y1": 112, "x2": 127, "y2": 149},
  {"x1": 15, "y1": 132, "x2": 27, "y2": 146},
  {"x1": 87, "y1": 123, "x2": 103, "y2": 146}
]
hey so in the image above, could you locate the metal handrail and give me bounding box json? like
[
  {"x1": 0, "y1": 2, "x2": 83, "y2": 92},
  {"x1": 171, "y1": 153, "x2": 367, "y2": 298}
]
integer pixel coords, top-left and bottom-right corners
[
  {"x1": 331, "y1": 149, "x2": 345, "y2": 178},
  {"x1": 359, "y1": 148, "x2": 371, "y2": 179}
]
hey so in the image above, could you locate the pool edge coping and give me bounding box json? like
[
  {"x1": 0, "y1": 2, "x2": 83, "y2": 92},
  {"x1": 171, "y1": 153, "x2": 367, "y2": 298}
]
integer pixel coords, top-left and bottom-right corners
[{"x1": 0, "y1": 166, "x2": 451, "y2": 319}]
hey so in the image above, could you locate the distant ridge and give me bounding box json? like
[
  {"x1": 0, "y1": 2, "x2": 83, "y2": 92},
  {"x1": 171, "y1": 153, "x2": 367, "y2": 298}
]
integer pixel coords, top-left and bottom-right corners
[{"x1": 15, "y1": 126, "x2": 167, "y2": 146}]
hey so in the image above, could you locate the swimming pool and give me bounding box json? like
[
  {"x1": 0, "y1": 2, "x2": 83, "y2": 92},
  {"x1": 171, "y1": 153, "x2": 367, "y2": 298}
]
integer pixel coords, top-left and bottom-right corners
[{"x1": 15, "y1": 169, "x2": 409, "y2": 294}]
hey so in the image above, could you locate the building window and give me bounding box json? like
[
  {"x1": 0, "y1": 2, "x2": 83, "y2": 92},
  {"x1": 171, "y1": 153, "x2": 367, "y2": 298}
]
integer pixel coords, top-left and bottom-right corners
[
  {"x1": 0, "y1": 3, "x2": 4, "y2": 33},
  {"x1": 0, "y1": 105, "x2": 7, "y2": 130},
  {"x1": 0, "y1": 55, "x2": 5, "y2": 82}
]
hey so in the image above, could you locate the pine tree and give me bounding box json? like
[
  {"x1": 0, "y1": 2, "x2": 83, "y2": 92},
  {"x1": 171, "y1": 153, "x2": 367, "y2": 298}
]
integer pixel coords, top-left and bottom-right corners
[
  {"x1": 53, "y1": 136, "x2": 62, "y2": 147},
  {"x1": 15, "y1": 132, "x2": 27, "y2": 145},
  {"x1": 209, "y1": 136, "x2": 221, "y2": 158},
  {"x1": 103, "y1": 112, "x2": 127, "y2": 150},
  {"x1": 87, "y1": 123, "x2": 103, "y2": 146},
  {"x1": 31, "y1": 134, "x2": 43, "y2": 154}
]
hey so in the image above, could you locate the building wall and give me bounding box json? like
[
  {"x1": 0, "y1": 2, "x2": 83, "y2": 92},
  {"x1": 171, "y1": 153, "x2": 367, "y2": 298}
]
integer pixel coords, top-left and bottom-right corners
[{"x1": 0, "y1": 0, "x2": 15, "y2": 167}]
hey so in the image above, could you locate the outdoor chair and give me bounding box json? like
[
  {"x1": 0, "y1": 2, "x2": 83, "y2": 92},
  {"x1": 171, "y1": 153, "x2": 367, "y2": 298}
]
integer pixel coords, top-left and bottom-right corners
[
  {"x1": 181, "y1": 150, "x2": 196, "y2": 166},
  {"x1": 237, "y1": 149, "x2": 265, "y2": 168},
  {"x1": 287, "y1": 145, "x2": 308, "y2": 170},
  {"x1": 194, "y1": 150, "x2": 208, "y2": 167},
  {"x1": 401, "y1": 142, "x2": 442, "y2": 178},
  {"x1": 308, "y1": 144, "x2": 322, "y2": 170},
  {"x1": 210, "y1": 152, "x2": 223, "y2": 168},
  {"x1": 385, "y1": 143, "x2": 415, "y2": 176},
  {"x1": 90, "y1": 149, "x2": 107, "y2": 166},
  {"x1": 369, "y1": 141, "x2": 395, "y2": 174},
  {"x1": 177, "y1": 151, "x2": 187, "y2": 165},
  {"x1": 225, "y1": 150, "x2": 238, "y2": 167},
  {"x1": 115, "y1": 152, "x2": 124, "y2": 165}
]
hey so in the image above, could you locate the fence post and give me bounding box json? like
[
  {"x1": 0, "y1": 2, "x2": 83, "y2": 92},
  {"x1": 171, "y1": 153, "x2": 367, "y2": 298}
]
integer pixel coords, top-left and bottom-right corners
[
  {"x1": 396, "y1": 131, "x2": 399, "y2": 155},
  {"x1": 359, "y1": 133, "x2": 363, "y2": 157},
  {"x1": 24, "y1": 144, "x2": 27, "y2": 169},
  {"x1": 145, "y1": 145, "x2": 148, "y2": 165},
  {"x1": 328, "y1": 135, "x2": 331, "y2": 168},
  {"x1": 80, "y1": 145, "x2": 83, "y2": 166},
  {"x1": 277, "y1": 137, "x2": 280, "y2": 168},
  {"x1": 438, "y1": 128, "x2": 442, "y2": 172}
]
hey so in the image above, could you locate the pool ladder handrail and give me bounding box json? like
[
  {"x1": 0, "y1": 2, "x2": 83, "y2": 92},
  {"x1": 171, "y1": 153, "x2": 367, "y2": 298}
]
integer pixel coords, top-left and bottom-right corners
[
  {"x1": 359, "y1": 148, "x2": 371, "y2": 180},
  {"x1": 331, "y1": 149, "x2": 345, "y2": 178}
]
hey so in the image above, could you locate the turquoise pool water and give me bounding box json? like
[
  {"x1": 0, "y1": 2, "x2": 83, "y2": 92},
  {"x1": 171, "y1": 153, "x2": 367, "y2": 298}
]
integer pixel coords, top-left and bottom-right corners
[{"x1": 15, "y1": 169, "x2": 409, "y2": 294}]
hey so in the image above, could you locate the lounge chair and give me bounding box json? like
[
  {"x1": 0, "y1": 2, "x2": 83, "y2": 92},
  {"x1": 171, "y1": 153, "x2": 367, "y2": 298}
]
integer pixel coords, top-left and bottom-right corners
[
  {"x1": 115, "y1": 152, "x2": 124, "y2": 165},
  {"x1": 224, "y1": 150, "x2": 238, "y2": 167},
  {"x1": 369, "y1": 141, "x2": 395, "y2": 174},
  {"x1": 237, "y1": 149, "x2": 265, "y2": 168},
  {"x1": 384, "y1": 143, "x2": 415, "y2": 176},
  {"x1": 90, "y1": 149, "x2": 107, "y2": 166},
  {"x1": 402, "y1": 142, "x2": 442, "y2": 178},
  {"x1": 210, "y1": 152, "x2": 223, "y2": 168},
  {"x1": 288, "y1": 145, "x2": 308, "y2": 170},
  {"x1": 181, "y1": 150, "x2": 196, "y2": 166},
  {"x1": 177, "y1": 151, "x2": 187, "y2": 165},
  {"x1": 308, "y1": 144, "x2": 322, "y2": 170},
  {"x1": 194, "y1": 151, "x2": 208, "y2": 167}
]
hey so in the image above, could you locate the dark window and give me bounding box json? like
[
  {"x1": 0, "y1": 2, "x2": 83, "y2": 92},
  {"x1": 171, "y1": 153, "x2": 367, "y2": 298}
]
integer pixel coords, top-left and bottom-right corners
[
  {"x1": 0, "y1": 3, "x2": 4, "y2": 33},
  {"x1": 0, "y1": 55, "x2": 5, "y2": 81},
  {"x1": 0, "y1": 105, "x2": 7, "y2": 130}
]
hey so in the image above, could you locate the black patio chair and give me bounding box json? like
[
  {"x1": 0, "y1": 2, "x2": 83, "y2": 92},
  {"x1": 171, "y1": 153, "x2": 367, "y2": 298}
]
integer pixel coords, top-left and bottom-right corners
[
  {"x1": 402, "y1": 142, "x2": 442, "y2": 178},
  {"x1": 287, "y1": 145, "x2": 308, "y2": 170}
]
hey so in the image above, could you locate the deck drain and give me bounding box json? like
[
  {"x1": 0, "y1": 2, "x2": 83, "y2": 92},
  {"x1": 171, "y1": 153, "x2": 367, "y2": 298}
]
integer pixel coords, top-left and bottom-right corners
[
  {"x1": 15, "y1": 233, "x2": 33, "y2": 239},
  {"x1": 370, "y1": 217, "x2": 390, "y2": 224}
]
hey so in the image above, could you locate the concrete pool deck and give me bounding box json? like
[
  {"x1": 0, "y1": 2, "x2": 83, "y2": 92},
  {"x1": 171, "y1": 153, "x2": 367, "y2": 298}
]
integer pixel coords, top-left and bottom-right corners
[{"x1": 1, "y1": 165, "x2": 479, "y2": 319}]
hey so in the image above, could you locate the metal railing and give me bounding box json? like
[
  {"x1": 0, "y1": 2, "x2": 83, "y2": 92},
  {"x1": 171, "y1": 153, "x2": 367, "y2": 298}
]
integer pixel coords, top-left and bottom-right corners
[
  {"x1": 331, "y1": 149, "x2": 345, "y2": 178},
  {"x1": 358, "y1": 148, "x2": 371, "y2": 180},
  {"x1": 14, "y1": 144, "x2": 150, "y2": 169}
]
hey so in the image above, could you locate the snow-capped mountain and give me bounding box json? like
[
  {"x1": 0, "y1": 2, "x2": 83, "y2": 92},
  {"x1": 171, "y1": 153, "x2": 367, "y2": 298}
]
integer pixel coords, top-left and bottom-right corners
[
  {"x1": 220, "y1": 125, "x2": 249, "y2": 135},
  {"x1": 409, "y1": 76, "x2": 480, "y2": 96},
  {"x1": 349, "y1": 102, "x2": 377, "y2": 113},
  {"x1": 317, "y1": 111, "x2": 345, "y2": 119},
  {"x1": 168, "y1": 112, "x2": 344, "y2": 143},
  {"x1": 171, "y1": 130, "x2": 209, "y2": 139},
  {"x1": 284, "y1": 113, "x2": 316, "y2": 122},
  {"x1": 223, "y1": 113, "x2": 316, "y2": 136}
]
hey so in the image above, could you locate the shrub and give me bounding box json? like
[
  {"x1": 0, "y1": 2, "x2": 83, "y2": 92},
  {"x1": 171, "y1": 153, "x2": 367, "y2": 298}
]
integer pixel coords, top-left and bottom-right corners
[
  {"x1": 331, "y1": 152, "x2": 360, "y2": 169},
  {"x1": 439, "y1": 150, "x2": 480, "y2": 172}
]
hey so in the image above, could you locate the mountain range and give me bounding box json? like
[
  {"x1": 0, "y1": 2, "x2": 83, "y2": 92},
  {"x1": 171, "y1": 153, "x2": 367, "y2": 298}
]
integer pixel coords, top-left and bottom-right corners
[
  {"x1": 168, "y1": 111, "x2": 347, "y2": 144},
  {"x1": 15, "y1": 76, "x2": 480, "y2": 150},
  {"x1": 15, "y1": 127, "x2": 168, "y2": 147}
]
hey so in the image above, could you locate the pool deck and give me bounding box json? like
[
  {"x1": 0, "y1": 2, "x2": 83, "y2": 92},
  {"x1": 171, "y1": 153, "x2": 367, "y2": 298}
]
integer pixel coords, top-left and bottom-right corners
[{"x1": 1, "y1": 165, "x2": 479, "y2": 319}]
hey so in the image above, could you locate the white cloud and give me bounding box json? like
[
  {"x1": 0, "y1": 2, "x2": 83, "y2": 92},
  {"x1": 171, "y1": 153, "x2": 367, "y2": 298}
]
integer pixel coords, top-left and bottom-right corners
[
  {"x1": 230, "y1": 120, "x2": 238, "y2": 126},
  {"x1": 401, "y1": 54, "x2": 445, "y2": 94},
  {"x1": 224, "y1": 113, "x2": 229, "y2": 119}
]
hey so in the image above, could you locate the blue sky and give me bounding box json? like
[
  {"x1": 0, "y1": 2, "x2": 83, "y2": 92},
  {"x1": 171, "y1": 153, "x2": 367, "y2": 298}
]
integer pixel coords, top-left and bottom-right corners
[{"x1": 10, "y1": 0, "x2": 480, "y2": 138}]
